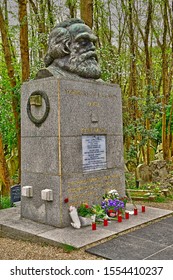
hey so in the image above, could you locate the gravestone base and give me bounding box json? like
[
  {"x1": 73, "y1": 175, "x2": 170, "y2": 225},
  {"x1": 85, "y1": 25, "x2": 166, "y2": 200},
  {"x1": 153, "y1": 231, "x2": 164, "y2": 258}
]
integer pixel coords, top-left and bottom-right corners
[{"x1": 21, "y1": 77, "x2": 125, "y2": 227}]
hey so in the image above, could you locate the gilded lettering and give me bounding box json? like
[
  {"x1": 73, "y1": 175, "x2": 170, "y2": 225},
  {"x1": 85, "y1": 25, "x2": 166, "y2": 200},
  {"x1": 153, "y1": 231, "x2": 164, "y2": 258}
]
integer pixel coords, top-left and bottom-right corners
[{"x1": 88, "y1": 102, "x2": 100, "y2": 107}]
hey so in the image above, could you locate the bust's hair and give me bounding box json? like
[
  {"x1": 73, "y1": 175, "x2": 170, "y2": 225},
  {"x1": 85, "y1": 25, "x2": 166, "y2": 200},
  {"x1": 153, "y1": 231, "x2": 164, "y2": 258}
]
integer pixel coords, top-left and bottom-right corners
[{"x1": 44, "y1": 18, "x2": 85, "y2": 67}]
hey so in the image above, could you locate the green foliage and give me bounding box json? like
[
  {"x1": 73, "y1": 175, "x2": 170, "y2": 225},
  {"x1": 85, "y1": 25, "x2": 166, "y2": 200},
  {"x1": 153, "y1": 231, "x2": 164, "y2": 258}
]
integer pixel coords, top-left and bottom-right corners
[
  {"x1": 77, "y1": 203, "x2": 93, "y2": 217},
  {"x1": 155, "y1": 98, "x2": 173, "y2": 142},
  {"x1": 61, "y1": 244, "x2": 76, "y2": 253},
  {"x1": 0, "y1": 42, "x2": 21, "y2": 154},
  {"x1": 92, "y1": 204, "x2": 106, "y2": 219},
  {"x1": 97, "y1": 45, "x2": 129, "y2": 84},
  {"x1": 0, "y1": 195, "x2": 11, "y2": 209},
  {"x1": 125, "y1": 172, "x2": 136, "y2": 189},
  {"x1": 0, "y1": 89, "x2": 16, "y2": 151},
  {"x1": 1, "y1": 0, "x2": 173, "y2": 183}
]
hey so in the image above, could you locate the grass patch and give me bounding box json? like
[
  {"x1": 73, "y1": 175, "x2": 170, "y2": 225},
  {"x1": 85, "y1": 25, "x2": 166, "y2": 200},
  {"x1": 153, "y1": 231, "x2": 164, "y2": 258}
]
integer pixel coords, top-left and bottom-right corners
[
  {"x1": 0, "y1": 196, "x2": 11, "y2": 209},
  {"x1": 154, "y1": 196, "x2": 167, "y2": 203},
  {"x1": 61, "y1": 244, "x2": 77, "y2": 253}
]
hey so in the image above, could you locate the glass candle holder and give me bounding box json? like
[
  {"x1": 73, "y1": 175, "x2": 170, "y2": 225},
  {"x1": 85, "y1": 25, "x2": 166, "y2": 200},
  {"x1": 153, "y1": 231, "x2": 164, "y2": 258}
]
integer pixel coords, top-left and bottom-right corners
[
  {"x1": 125, "y1": 211, "x2": 129, "y2": 219},
  {"x1": 118, "y1": 215, "x2": 122, "y2": 222},
  {"x1": 92, "y1": 222, "x2": 96, "y2": 230}
]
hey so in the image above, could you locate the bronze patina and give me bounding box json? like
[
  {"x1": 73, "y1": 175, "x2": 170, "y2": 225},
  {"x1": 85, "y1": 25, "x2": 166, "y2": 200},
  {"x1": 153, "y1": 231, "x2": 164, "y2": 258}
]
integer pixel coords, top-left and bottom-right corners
[{"x1": 36, "y1": 18, "x2": 101, "y2": 80}]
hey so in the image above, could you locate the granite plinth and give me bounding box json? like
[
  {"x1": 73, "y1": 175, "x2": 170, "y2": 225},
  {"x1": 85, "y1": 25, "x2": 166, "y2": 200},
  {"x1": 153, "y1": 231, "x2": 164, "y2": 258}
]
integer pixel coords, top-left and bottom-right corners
[{"x1": 21, "y1": 77, "x2": 125, "y2": 227}]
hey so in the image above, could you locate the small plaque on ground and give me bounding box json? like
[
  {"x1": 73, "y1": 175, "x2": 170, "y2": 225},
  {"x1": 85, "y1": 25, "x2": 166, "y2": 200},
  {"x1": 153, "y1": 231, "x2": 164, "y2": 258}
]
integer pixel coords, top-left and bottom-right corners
[
  {"x1": 82, "y1": 135, "x2": 107, "y2": 172},
  {"x1": 10, "y1": 184, "x2": 21, "y2": 204}
]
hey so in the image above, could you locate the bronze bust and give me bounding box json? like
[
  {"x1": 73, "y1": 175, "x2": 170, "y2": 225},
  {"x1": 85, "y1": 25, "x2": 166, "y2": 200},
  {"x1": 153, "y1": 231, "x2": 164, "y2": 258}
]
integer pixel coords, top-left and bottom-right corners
[{"x1": 36, "y1": 18, "x2": 101, "y2": 80}]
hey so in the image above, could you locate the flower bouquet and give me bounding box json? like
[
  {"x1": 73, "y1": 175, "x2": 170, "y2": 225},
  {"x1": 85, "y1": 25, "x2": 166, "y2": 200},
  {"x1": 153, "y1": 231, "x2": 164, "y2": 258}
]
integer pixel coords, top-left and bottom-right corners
[
  {"x1": 103, "y1": 189, "x2": 119, "y2": 200},
  {"x1": 77, "y1": 203, "x2": 96, "y2": 226},
  {"x1": 101, "y1": 189, "x2": 126, "y2": 217},
  {"x1": 92, "y1": 204, "x2": 108, "y2": 221},
  {"x1": 101, "y1": 198, "x2": 125, "y2": 218}
]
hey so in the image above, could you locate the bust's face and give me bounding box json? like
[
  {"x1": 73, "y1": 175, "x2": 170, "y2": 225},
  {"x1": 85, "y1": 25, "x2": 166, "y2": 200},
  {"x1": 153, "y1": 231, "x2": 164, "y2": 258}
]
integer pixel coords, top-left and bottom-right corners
[
  {"x1": 66, "y1": 23, "x2": 101, "y2": 79},
  {"x1": 50, "y1": 23, "x2": 101, "y2": 79}
]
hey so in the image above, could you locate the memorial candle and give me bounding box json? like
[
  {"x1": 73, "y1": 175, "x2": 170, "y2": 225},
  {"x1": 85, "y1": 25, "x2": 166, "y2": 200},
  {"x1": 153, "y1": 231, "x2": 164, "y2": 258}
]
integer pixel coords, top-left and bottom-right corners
[
  {"x1": 125, "y1": 211, "x2": 129, "y2": 219},
  {"x1": 92, "y1": 222, "x2": 96, "y2": 230},
  {"x1": 118, "y1": 215, "x2": 122, "y2": 222},
  {"x1": 142, "y1": 205, "x2": 146, "y2": 212},
  {"x1": 134, "y1": 208, "x2": 138, "y2": 215},
  {"x1": 104, "y1": 219, "x2": 108, "y2": 226}
]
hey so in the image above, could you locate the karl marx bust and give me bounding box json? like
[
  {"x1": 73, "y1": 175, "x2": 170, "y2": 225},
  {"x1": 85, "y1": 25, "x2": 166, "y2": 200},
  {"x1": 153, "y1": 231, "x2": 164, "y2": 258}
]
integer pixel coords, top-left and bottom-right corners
[{"x1": 36, "y1": 18, "x2": 101, "y2": 80}]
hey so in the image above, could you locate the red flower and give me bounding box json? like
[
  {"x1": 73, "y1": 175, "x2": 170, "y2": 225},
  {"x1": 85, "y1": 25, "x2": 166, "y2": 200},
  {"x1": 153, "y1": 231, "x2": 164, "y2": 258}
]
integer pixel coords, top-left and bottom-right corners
[
  {"x1": 109, "y1": 212, "x2": 116, "y2": 217},
  {"x1": 85, "y1": 204, "x2": 89, "y2": 208}
]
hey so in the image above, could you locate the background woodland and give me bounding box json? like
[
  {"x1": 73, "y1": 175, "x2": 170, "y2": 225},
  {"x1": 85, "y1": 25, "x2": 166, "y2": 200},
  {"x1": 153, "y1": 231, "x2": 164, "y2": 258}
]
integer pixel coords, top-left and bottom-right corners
[{"x1": 1, "y1": 0, "x2": 173, "y2": 195}]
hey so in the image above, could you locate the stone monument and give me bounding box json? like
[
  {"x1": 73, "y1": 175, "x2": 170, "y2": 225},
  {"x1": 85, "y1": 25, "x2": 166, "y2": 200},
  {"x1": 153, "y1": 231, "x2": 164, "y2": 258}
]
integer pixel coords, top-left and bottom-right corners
[{"x1": 21, "y1": 18, "x2": 125, "y2": 227}]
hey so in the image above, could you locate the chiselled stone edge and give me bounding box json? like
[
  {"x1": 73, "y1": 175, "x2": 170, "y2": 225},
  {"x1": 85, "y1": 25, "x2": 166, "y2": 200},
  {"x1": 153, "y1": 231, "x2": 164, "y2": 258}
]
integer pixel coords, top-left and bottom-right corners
[
  {"x1": 22, "y1": 76, "x2": 121, "y2": 90},
  {"x1": 0, "y1": 206, "x2": 173, "y2": 249}
]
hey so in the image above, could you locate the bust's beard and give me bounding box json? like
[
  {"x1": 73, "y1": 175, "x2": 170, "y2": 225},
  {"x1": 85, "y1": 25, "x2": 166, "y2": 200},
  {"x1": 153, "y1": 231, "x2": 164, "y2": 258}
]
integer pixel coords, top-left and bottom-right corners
[
  {"x1": 68, "y1": 51, "x2": 101, "y2": 79},
  {"x1": 69, "y1": 58, "x2": 101, "y2": 79},
  {"x1": 54, "y1": 51, "x2": 101, "y2": 79}
]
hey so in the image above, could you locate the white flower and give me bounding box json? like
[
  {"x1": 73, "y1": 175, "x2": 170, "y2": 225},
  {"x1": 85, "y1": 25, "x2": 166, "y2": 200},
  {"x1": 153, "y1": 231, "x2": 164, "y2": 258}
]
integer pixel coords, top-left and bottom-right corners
[{"x1": 108, "y1": 189, "x2": 119, "y2": 195}]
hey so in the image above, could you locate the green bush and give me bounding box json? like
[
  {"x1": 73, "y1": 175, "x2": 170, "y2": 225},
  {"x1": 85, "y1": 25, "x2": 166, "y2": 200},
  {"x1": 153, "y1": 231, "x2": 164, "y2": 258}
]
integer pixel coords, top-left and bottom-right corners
[{"x1": 0, "y1": 196, "x2": 11, "y2": 209}]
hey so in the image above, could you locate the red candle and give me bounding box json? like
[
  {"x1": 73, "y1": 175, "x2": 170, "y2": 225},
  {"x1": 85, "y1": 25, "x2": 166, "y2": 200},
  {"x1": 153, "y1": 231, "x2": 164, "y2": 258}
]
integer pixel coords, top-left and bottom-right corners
[
  {"x1": 104, "y1": 219, "x2": 108, "y2": 226},
  {"x1": 142, "y1": 205, "x2": 145, "y2": 212},
  {"x1": 92, "y1": 223, "x2": 96, "y2": 230},
  {"x1": 118, "y1": 215, "x2": 122, "y2": 222},
  {"x1": 125, "y1": 211, "x2": 129, "y2": 219},
  {"x1": 134, "y1": 208, "x2": 138, "y2": 215}
]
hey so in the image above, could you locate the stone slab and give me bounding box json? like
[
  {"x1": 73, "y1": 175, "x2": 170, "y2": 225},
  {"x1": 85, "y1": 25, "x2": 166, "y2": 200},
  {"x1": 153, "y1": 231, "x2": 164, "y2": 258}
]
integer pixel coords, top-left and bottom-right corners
[
  {"x1": 86, "y1": 213, "x2": 173, "y2": 259},
  {"x1": 0, "y1": 207, "x2": 20, "y2": 222},
  {"x1": 145, "y1": 245, "x2": 173, "y2": 260},
  {"x1": 38, "y1": 226, "x2": 116, "y2": 248},
  {"x1": 158, "y1": 215, "x2": 173, "y2": 225},
  {"x1": 0, "y1": 204, "x2": 172, "y2": 250},
  {"x1": 129, "y1": 220, "x2": 173, "y2": 246},
  {"x1": 86, "y1": 234, "x2": 167, "y2": 260}
]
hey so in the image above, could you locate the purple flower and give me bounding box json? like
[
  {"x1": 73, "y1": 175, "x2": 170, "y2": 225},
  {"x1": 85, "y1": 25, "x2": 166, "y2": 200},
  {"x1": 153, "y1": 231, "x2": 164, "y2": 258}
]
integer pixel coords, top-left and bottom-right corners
[{"x1": 101, "y1": 198, "x2": 125, "y2": 213}]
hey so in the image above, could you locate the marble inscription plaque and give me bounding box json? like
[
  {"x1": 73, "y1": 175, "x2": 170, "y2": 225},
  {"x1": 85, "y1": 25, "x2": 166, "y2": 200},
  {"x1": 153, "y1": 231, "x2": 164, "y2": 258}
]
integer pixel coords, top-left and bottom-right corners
[{"x1": 82, "y1": 135, "x2": 107, "y2": 172}]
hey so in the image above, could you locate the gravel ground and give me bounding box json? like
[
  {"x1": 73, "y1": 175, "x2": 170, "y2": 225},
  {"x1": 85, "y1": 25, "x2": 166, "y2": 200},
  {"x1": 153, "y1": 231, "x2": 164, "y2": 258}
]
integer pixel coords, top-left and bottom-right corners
[{"x1": 0, "y1": 200, "x2": 173, "y2": 260}]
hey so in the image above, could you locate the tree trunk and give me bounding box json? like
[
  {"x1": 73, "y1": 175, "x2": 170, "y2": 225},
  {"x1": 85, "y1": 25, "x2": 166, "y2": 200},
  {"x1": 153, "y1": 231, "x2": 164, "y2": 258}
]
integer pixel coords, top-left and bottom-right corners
[
  {"x1": 0, "y1": 5, "x2": 20, "y2": 183},
  {"x1": 18, "y1": 0, "x2": 30, "y2": 81},
  {"x1": 0, "y1": 134, "x2": 11, "y2": 196},
  {"x1": 144, "y1": 0, "x2": 152, "y2": 165},
  {"x1": 162, "y1": 1, "x2": 169, "y2": 160},
  {"x1": 47, "y1": 0, "x2": 54, "y2": 28},
  {"x1": 29, "y1": 0, "x2": 47, "y2": 59},
  {"x1": 66, "y1": 0, "x2": 77, "y2": 18},
  {"x1": 128, "y1": 0, "x2": 138, "y2": 120},
  {"x1": 80, "y1": 0, "x2": 93, "y2": 28}
]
